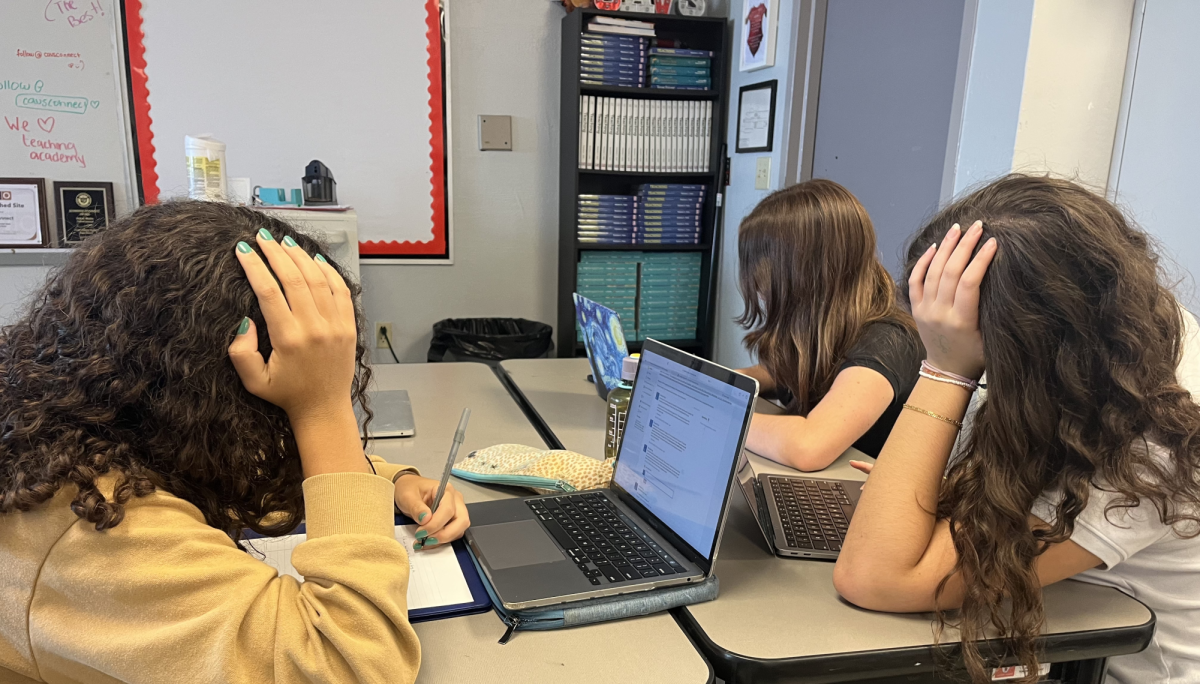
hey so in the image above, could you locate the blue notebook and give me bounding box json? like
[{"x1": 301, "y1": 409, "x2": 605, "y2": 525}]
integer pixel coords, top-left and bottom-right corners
[{"x1": 242, "y1": 513, "x2": 491, "y2": 623}]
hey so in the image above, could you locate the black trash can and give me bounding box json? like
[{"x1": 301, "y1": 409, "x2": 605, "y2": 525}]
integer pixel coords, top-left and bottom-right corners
[{"x1": 427, "y1": 318, "x2": 553, "y2": 363}]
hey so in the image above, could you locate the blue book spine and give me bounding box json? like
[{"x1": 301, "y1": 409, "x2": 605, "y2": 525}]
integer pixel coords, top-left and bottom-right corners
[
  {"x1": 639, "y1": 184, "x2": 705, "y2": 191},
  {"x1": 581, "y1": 48, "x2": 647, "y2": 59},
  {"x1": 582, "y1": 33, "x2": 649, "y2": 46},
  {"x1": 648, "y1": 47, "x2": 713, "y2": 57},
  {"x1": 650, "y1": 84, "x2": 710, "y2": 91},
  {"x1": 649, "y1": 66, "x2": 711, "y2": 76},
  {"x1": 648, "y1": 56, "x2": 711, "y2": 67}
]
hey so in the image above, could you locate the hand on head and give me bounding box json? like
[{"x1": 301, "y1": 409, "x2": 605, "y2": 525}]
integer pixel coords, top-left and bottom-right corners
[
  {"x1": 227, "y1": 228, "x2": 357, "y2": 422},
  {"x1": 907, "y1": 220, "x2": 997, "y2": 381}
]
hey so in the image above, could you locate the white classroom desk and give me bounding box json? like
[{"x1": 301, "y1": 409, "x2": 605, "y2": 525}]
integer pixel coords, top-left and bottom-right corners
[
  {"x1": 367, "y1": 361, "x2": 713, "y2": 684},
  {"x1": 501, "y1": 357, "x2": 1155, "y2": 684}
]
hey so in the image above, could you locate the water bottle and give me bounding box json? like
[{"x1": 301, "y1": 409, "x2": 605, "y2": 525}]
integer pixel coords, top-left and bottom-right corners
[{"x1": 604, "y1": 354, "x2": 640, "y2": 463}]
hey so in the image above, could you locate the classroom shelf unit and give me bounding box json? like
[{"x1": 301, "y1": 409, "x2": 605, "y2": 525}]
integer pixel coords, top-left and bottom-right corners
[{"x1": 557, "y1": 8, "x2": 730, "y2": 359}]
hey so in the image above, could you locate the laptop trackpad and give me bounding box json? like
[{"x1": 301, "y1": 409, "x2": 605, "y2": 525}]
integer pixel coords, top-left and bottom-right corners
[{"x1": 474, "y1": 520, "x2": 567, "y2": 570}]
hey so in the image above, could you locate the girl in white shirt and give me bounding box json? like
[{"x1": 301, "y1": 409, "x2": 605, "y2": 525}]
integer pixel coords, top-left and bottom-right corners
[{"x1": 834, "y1": 174, "x2": 1200, "y2": 683}]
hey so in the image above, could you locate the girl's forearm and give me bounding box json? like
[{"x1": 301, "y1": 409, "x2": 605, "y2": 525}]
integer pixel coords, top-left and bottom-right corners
[{"x1": 837, "y1": 378, "x2": 971, "y2": 575}]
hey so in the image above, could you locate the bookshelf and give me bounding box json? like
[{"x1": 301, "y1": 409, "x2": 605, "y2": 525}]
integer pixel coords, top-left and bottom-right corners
[{"x1": 557, "y1": 8, "x2": 730, "y2": 359}]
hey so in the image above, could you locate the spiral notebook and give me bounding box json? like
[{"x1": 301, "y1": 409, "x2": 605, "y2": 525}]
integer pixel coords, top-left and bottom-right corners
[{"x1": 241, "y1": 515, "x2": 491, "y2": 622}]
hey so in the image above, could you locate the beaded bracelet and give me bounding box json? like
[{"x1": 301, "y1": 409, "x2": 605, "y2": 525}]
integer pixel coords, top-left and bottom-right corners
[
  {"x1": 920, "y1": 360, "x2": 980, "y2": 391},
  {"x1": 918, "y1": 369, "x2": 976, "y2": 391}
]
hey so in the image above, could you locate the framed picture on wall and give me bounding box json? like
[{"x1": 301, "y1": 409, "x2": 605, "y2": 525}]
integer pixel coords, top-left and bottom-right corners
[
  {"x1": 739, "y1": 0, "x2": 778, "y2": 72},
  {"x1": 0, "y1": 178, "x2": 51, "y2": 248},
  {"x1": 736, "y1": 80, "x2": 777, "y2": 153}
]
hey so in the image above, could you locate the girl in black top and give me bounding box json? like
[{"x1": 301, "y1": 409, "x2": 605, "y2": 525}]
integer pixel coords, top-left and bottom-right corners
[{"x1": 737, "y1": 180, "x2": 923, "y2": 469}]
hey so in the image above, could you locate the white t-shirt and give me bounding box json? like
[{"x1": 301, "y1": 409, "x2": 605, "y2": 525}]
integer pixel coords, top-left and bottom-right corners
[{"x1": 1020, "y1": 309, "x2": 1200, "y2": 683}]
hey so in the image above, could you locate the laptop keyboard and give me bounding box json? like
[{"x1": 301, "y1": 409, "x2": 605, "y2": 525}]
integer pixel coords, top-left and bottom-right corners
[
  {"x1": 526, "y1": 492, "x2": 685, "y2": 585},
  {"x1": 769, "y1": 477, "x2": 851, "y2": 551}
]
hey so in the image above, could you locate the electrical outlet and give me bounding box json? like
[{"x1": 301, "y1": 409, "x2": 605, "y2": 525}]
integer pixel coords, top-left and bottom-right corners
[
  {"x1": 375, "y1": 322, "x2": 395, "y2": 349},
  {"x1": 755, "y1": 157, "x2": 771, "y2": 190}
]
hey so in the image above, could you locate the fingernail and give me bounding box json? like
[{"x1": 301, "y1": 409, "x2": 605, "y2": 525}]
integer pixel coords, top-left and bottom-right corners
[
  {"x1": 236, "y1": 241, "x2": 252, "y2": 254},
  {"x1": 423, "y1": 538, "x2": 438, "y2": 547},
  {"x1": 418, "y1": 512, "x2": 428, "y2": 522},
  {"x1": 315, "y1": 253, "x2": 327, "y2": 263},
  {"x1": 972, "y1": 220, "x2": 983, "y2": 230},
  {"x1": 987, "y1": 237, "x2": 997, "y2": 247},
  {"x1": 257, "y1": 228, "x2": 274, "y2": 241},
  {"x1": 950, "y1": 223, "x2": 960, "y2": 232},
  {"x1": 282, "y1": 235, "x2": 297, "y2": 247},
  {"x1": 237, "y1": 317, "x2": 250, "y2": 335},
  {"x1": 416, "y1": 530, "x2": 428, "y2": 540}
]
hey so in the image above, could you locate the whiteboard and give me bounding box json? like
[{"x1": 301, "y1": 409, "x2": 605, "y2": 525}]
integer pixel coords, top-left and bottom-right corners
[
  {"x1": 139, "y1": 0, "x2": 450, "y2": 260},
  {"x1": 0, "y1": 0, "x2": 140, "y2": 227}
]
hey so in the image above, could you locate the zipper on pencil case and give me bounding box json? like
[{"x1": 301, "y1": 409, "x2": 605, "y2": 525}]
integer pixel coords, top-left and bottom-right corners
[{"x1": 450, "y1": 469, "x2": 578, "y2": 492}]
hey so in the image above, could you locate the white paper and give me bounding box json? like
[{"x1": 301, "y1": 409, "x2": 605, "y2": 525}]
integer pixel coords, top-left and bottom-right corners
[
  {"x1": 738, "y1": 87, "x2": 773, "y2": 150},
  {"x1": 241, "y1": 524, "x2": 474, "y2": 612}
]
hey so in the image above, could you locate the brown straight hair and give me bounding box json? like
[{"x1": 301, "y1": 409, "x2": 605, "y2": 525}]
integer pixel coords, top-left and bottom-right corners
[{"x1": 737, "y1": 179, "x2": 914, "y2": 413}]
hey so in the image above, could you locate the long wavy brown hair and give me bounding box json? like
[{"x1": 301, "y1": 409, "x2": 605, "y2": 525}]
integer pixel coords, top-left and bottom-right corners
[
  {"x1": 0, "y1": 200, "x2": 372, "y2": 542},
  {"x1": 737, "y1": 179, "x2": 914, "y2": 413},
  {"x1": 903, "y1": 174, "x2": 1200, "y2": 682}
]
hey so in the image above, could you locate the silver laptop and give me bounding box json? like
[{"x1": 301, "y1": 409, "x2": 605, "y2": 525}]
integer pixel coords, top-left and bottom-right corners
[
  {"x1": 464, "y1": 339, "x2": 759, "y2": 610},
  {"x1": 736, "y1": 453, "x2": 863, "y2": 559},
  {"x1": 355, "y1": 389, "x2": 416, "y2": 438}
]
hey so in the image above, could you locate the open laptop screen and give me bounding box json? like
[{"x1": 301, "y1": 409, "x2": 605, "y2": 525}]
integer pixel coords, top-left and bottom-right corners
[{"x1": 612, "y1": 345, "x2": 754, "y2": 561}]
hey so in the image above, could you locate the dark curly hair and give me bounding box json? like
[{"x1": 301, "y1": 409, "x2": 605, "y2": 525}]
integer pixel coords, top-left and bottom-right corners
[
  {"x1": 0, "y1": 200, "x2": 372, "y2": 541},
  {"x1": 903, "y1": 174, "x2": 1200, "y2": 682}
]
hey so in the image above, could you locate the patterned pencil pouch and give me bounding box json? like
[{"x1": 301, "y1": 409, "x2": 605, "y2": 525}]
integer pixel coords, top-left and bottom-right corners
[{"x1": 452, "y1": 443, "x2": 614, "y2": 494}]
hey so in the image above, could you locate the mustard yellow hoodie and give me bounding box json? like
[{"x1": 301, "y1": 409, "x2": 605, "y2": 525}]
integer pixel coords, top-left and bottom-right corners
[{"x1": 0, "y1": 456, "x2": 420, "y2": 684}]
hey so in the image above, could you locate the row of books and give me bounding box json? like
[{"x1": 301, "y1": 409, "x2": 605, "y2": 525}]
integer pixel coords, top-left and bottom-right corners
[
  {"x1": 580, "y1": 35, "x2": 716, "y2": 91},
  {"x1": 577, "y1": 184, "x2": 705, "y2": 245},
  {"x1": 579, "y1": 95, "x2": 711, "y2": 172},
  {"x1": 649, "y1": 48, "x2": 712, "y2": 90},
  {"x1": 580, "y1": 33, "x2": 648, "y2": 88},
  {"x1": 585, "y1": 15, "x2": 655, "y2": 38},
  {"x1": 576, "y1": 251, "x2": 701, "y2": 341}
]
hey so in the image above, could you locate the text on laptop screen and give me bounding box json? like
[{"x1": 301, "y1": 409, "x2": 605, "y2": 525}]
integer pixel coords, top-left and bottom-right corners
[{"x1": 612, "y1": 348, "x2": 752, "y2": 560}]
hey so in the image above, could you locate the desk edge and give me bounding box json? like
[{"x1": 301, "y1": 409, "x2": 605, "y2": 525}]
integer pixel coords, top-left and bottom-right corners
[{"x1": 672, "y1": 597, "x2": 1155, "y2": 684}]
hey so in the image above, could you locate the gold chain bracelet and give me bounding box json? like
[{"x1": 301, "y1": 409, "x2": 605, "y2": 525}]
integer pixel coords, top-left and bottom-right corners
[{"x1": 902, "y1": 403, "x2": 963, "y2": 429}]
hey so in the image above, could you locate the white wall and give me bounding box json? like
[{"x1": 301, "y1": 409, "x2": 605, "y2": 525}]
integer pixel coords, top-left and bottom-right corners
[
  {"x1": 948, "y1": 0, "x2": 1034, "y2": 196},
  {"x1": 1012, "y1": 0, "x2": 1134, "y2": 191},
  {"x1": 364, "y1": 0, "x2": 561, "y2": 363},
  {"x1": 0, "y1": 1, "x2": 564, "y2": 365},
  {"x1": 1109, "y1": 0, "x2": 1200, "y2": 306},
  {"x1": 711, "y1": 0, "x2": 801, "y2": 370}
]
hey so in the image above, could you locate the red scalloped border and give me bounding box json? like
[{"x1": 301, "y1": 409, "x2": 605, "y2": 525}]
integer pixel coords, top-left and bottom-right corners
[
  {"x1": 359, "y1": 0, "x2": 448, "y2": 257},
  {"x1": 122, "y1": 0, "x2": 159, "y2": 204}
]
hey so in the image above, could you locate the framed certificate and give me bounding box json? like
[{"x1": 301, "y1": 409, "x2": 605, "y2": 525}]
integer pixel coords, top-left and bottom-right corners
[
  {"x1": 736, "y1": 80, "x2": 777, "y2": 153},
  {"x1": 54, "y1": 181, "x2": 116, "y2": 246},
  {"x1": 0, "y1": 178, "x2": 51, "y2": 248}
]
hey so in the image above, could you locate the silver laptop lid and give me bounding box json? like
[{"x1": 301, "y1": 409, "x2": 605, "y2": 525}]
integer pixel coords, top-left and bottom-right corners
[{"x1": 609, "y1": 339, "x2": 759, "y2": 576}]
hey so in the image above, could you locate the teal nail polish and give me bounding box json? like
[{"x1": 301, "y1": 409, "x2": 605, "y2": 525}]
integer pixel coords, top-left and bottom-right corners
[
  {"x1": 282, "y1": 235, "x2": 297, "y2": 247},
  {"x1": 418, "y1": 512, "x2": 428, "y2": 522},
  {"x1": 416, "y1": 530, "x2": 428, "y2": 540},
  {"x1": 257, "y1": 228, "x2": 274, "y2": 241},
  {"x1": 315, "y1": 253, "x2": 328, "y2": 264},
  {"x1": 423, "y1": 538, "x2": 438, "y2": 547},
  {"x1": 236, "y1": 241, "x2": 252, "y2": 254},
  {"x1": 236, "y1": 317, "x2": 250, "y2": 335}
]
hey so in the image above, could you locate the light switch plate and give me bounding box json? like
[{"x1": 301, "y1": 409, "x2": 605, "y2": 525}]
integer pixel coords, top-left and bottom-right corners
[
  {"x1": 478, "y1": 115, "x2": 512, "y2": 151},
  {"x1": 755, "y1": 157, "x2": 771, "y2": 190}
]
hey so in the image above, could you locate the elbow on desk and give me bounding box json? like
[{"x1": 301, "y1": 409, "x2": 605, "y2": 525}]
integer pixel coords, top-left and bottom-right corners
[
  {"x1": 832, "y1": 559, "x2": 947, "y2": 613},
  {"x1": 832, "y1": 558, "x2": 881, "y2": 610},
  {"x1": 776, "y1": 440, "x2": 840, "y2": 473}
]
